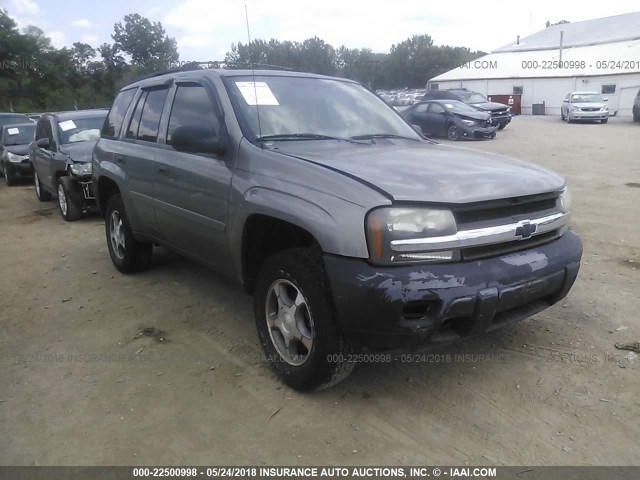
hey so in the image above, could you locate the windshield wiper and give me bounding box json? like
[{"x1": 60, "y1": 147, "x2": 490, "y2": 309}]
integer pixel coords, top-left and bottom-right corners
[
  {"x1": 255, "y1": 133, "x2": 368, "y2": 144},
  {"x1": 350, "y1": 133, "x2": 420, "y2": 141}
]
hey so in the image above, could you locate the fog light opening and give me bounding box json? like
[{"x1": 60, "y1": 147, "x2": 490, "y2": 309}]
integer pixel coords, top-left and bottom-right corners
[{"x1": 392, "y1": 250, "x2": 454, "y2": 263}]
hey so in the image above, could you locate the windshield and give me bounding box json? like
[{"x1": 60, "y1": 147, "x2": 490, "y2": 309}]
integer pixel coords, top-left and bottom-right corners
[
  {"x1": 3, "y1": 124, "x2": 35, "y2": 145},
  {"x1": 0, "y1": 115, "x2": 30, "y2": 128},
  {"x1": 463, "y1": 93, "x2": 488, "y2": 104},
  {"x1": 443, "y1": 101, "x2": 478, "y2": 113},
  {"x1": 571, "y1": 94, "x2": 603, "y2": 103},
  {"x1": 225, "y1": 75, "x2": 420, "y2": 141},
  {"x1": 57, "y1": 115, "x2": 105, "y2": 144}
]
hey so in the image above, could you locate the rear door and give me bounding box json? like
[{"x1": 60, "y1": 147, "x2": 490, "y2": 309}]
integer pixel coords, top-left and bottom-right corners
[
  {"x1": 153, "y1": 80, "x2": 233, "y2": 270},
  {"x1": 118, "y1": 85, "x2": 171, "y2": 236},
  {"x1": 426, "y1": 102, "x2": 448, "y2": 135},
  {"x1": 406, "y1": 103, "x2": 430, "y2": 133}
]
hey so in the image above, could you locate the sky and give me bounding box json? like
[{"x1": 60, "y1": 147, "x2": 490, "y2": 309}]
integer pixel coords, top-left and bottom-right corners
[{"x1": 2, "y1": 0, "x2": 640, "y2": 61}]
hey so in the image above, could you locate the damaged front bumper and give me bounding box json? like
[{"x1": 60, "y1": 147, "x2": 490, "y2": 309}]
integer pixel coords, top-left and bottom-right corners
[
  {"x1": 324, "y1": 231, "x2": 582, "y2": 351},
  {"x1": 66, "y1": 174, "x2": 97, "y2": 209}
]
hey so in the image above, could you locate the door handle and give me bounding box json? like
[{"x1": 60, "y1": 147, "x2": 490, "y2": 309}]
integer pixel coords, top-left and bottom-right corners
[
  {"x1": 157, "y1": 165, "x2": 170, "y2": 174},
  {"x1": 115, "y1": 156, "x2": 125, "y2": 164}
]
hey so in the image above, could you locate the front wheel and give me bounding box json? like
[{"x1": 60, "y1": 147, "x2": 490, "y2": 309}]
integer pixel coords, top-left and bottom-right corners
[
  {"x1": 57, "y1": 177, "x2": 82, "y2": 221},
  {"x1": 3, "y1": 163, "x2": 16, "y2": 186},
  {"x1": 105, "y1": 193, "x2": 152, "y2": 273},
  {"x1": 498, "y1": 122, "x2": 507, "y2": 130},
  {"x1": 601, "y1": 118, "x2": 608, "y2": 124},
  {"x1": 447, "y1": 125, "x2": 460, "y2": 141},
  {"x1": 254, "y1": 248, "x2": 355, "y2": 391}
]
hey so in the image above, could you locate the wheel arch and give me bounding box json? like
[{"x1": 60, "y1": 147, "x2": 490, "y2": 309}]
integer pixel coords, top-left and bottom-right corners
[
  {"x1": 240, "y1": 213, "x2": 321, "y2": 295},
  {"x1": 96, "y1": 176, "x2": 121, "y2": 217}
]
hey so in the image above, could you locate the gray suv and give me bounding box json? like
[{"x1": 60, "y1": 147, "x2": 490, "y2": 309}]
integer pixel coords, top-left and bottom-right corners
[{"x1": 93, "y1": 69, "x2": 583, "y2": 391}]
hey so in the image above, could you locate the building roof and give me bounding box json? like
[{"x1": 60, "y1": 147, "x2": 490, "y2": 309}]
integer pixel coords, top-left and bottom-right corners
[
  {"x1": 430, "y1": 12, "x2": 640, "y2": 82},
  {"x1": 496, "y1": 11, "x2": 640, "y2": 52},
  {"x1": 430, "y1": 39, "x2": 640, "y2": 81}
]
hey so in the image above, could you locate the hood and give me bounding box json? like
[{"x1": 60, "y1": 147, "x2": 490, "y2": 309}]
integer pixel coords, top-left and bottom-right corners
[
  {"x1": 574, "y1": 102, "x2": 606, "y2": 109},
  {"x1": 271, "y1": 141, "x2": 564, "y2": 203},
  {"x1": 452, "y1": 110, "x2": 490, "y2": 121},
  {"x1": 469, "y1": 102, "x2": 510, "y2": 112},
  {"x1": 59, "y1": 140, "x2": 97, "y2": 163},
  {"x1": 4, "y1": 144, "x2": 30, "y2": 156}
]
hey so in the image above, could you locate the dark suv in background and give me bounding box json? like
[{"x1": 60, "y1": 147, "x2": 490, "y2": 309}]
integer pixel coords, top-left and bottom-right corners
[
  {"x1": 30, "y1": 109, "x2": 107, "y2": 220},
  {"x1": 422, "y1": 88, "x2": 512, "y2": 130}
]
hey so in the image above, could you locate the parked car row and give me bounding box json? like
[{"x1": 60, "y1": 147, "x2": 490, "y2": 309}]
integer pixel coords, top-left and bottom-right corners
[
  {"x1": 1, "y1": 69, "x2": 583, "y2": 392},
  {"x1": 0, "y1": 109, "x2": 107, "y2": 219}
]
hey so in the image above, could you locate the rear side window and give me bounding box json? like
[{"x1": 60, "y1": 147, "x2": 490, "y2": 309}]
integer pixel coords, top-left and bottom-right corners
[
  {"x1": 138, "y1": 88, "x2": 169, "y2": 142},
  {"x1": 102, "y1": 88, "x2": 137, "y2": 138},
  {"x1": 166, "y1": 85, "x2": 222, "y2": 145},
  {"x1": 126, "y1": 92, "x2": 147, "y2": 139}
]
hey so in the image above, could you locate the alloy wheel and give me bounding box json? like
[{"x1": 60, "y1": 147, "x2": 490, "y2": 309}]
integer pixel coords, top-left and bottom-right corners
[
  {"x1": 57, "y1": 183, "x2": 67, "y2": 216},
  {"x1": 265, "y1": 279, "x2": 314, "y2": 366},
  {"x1": 109, "y1": 210, "x2": 126, "y2": 260}
]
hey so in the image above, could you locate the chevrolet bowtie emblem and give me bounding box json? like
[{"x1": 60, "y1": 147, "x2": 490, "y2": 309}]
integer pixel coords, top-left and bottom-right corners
[{"x1": 515, "y1": 220, "x2": 537, "y2": 239}]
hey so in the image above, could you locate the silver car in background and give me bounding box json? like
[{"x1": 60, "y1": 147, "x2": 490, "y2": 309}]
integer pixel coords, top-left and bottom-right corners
[{"x1": 561, "y1": 92, "x2": 609, "y2": 124}]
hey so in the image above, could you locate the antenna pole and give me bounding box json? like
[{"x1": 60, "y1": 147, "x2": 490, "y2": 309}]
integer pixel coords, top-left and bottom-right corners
[{"x1": 245, "y1": 4, "x2": 263, "y2": 141}]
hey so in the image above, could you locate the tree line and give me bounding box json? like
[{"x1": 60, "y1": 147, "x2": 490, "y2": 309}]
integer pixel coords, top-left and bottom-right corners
[{"x1": 0, "y1": 9, "x2": 486, "y2": 112}]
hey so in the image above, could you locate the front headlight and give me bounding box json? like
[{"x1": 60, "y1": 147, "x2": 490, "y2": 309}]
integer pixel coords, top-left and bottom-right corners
[
  {"x1": 571, "y1": 105, "x2": 580, "y2": 111},
  {"x1": 601, "y1": 106, "x2": 608, "y2": 111},
  {"x1": 69, "y1": 162, "x2": 92, "y2": 176},
  {"x1": 7, "y1": 152, "x2": 24, "y2": 163},
  {"x1": 366, "y1": 207, "x2": 457, "y2": 265},
  {"x1": 461, "y1": 119, "x2": 476, "y2": 126},
  {"x1": 558, "y1": 186, "x2": 572, "y2": 213}
]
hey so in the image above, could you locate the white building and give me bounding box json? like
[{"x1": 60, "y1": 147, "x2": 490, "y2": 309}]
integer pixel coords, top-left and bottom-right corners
[{"x1": 428, "y1": 12, "x2": 640, "y2": 117}]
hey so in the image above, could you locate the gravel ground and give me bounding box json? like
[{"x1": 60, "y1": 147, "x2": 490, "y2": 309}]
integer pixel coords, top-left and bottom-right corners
[{"x1": 0, "y1": 115, "x2": 639, "y2": 466}]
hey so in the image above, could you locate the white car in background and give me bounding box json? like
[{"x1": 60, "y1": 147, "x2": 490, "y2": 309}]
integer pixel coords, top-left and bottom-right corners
[{"x1": 561, "y1": 92, "x2": 609, "y2": 124}]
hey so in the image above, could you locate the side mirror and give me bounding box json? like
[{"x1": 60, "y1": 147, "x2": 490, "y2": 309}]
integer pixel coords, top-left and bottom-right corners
[
  {"x1": 171, "y1": 125, "x2": 228, "y2": 156},
  {"x1": 36, "y1": 137, "x2": 50, "y2": 149},
  {"x1": 604, "y1": 98, "x2": 609, "y2": 102}
]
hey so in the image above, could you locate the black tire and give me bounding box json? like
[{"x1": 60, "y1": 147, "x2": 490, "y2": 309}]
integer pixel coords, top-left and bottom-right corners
[
  {"x1": 105, "y1": 193, "x2": 152, "y2": 273},
  {"x1": 254, "y1": 248, "x2": 355, "y2": 391},
  {"x1": 57, "y1": 176, "x2": 82, "y2": 221},
  {"x1": 560, "y1": 111, "x2": 565, "y2": 121},
  {"x1": 633, "y1": 109, "x2": 639, "y2": 122},
  {"x1": 3, "y1": 162, "x2": 16, "y2": 186},
  {"x1": 601, "y1": 118, "x2": 608, "y2": 124},
  {"x1": 447, "y1": 124, "x2": 460, "y2": 141},
  {"x1": 34, "y1": 172, "x2": 52, "y2": 201},
  {"x1": 497, "y1": 122, "x2": 507, "y2": 130}
]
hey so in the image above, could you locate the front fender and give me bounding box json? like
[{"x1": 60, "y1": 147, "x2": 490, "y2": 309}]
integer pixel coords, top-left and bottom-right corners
[{"x1": 228, "y1": 185, "x2": 371, "y2": 280}]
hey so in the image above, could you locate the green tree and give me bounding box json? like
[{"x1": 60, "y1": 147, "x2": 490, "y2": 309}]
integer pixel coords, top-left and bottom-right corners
[{"x1": 112, "y1": 13, "x2": 179, "y2": 69}]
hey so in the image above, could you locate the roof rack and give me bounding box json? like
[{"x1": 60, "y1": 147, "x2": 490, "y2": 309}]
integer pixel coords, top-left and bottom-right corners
[{"x1": 135, "y1": 61, "x2": 296, "y2": 82}]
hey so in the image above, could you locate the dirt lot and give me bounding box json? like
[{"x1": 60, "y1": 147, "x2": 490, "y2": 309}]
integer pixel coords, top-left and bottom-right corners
[{"x1": 1, "y1": 116, "x2": 639, "y2": 466}]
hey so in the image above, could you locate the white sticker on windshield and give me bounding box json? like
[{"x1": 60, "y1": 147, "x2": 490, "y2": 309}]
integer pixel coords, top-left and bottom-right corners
[
  {"x1": 235, "y1": 81, "x2": 279, "y2": 106},
  {"x1": 59, "y1": 120, "x2": 77, "y2": 131},
  {"x1": 7, "y1": 128, "x2": 19, "y2": 135}
]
